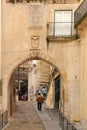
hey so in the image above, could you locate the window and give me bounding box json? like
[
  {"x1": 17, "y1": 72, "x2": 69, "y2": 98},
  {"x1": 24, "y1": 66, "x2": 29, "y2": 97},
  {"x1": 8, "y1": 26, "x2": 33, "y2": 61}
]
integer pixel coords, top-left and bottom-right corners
[{"x1": 54, "y1": 10, "x2": 72, "y2": 36}]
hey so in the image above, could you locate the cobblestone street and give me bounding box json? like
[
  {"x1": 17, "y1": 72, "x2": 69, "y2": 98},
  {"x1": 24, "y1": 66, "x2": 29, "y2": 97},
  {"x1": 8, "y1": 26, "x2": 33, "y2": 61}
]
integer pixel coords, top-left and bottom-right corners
[
  {"x1": 3, "y1": 101, "x2": 62, "y2": 130},
  {"x1": 2, "y1": 101, "x2": 83, "y2": 130},
  {"x1": 4, "y1": 102, "x2": 45, "y2": 130}
]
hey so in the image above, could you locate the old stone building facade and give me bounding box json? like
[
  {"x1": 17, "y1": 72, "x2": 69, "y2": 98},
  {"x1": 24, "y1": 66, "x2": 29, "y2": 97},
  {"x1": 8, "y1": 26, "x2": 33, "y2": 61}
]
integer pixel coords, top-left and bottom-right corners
[{"x1": 0, "y1": 0, "x2": 87, "y2": 129}]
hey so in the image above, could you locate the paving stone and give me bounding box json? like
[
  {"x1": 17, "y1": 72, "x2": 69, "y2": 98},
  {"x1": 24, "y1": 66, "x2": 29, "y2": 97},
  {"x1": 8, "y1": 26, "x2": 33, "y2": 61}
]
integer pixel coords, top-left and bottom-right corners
[{"x1": 4, "y1": 102, "x2": 45, "y2": 130}]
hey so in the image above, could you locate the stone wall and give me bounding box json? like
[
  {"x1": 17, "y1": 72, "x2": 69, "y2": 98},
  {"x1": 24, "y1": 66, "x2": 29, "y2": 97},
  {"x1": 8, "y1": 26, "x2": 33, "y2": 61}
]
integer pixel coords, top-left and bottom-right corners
[
  {"x1": 1, "y1": 0, "x2": 80, "y2": 121},
  {"x1": 46, "y1": 79, "x2": 55, "y2": 108},
  {"x1": 48, "y1": 40, "x2": 80, "y2": 121},
  {"x1": 36, "y1": 60, "x2": 50, "y2": 87},
  {"x1": 2, "y1": 2, "x2": 78, "y2": 74},
  {"x1": 77, "y1": 21, "x2": 87, "y2": 130},
  {"x1": 8, "y1": 75, "x2": 16, "y2": 116}
]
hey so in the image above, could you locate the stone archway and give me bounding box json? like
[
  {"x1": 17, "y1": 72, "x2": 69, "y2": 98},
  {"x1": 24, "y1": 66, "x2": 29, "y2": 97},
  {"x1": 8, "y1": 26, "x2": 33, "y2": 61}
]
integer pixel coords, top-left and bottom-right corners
[{"x1": 2, "y1": 51, "x2": 67, "y2": 110}]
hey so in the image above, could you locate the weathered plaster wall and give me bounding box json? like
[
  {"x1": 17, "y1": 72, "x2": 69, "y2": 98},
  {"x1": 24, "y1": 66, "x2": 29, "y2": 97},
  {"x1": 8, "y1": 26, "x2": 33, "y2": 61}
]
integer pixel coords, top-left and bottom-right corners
[
  {"x1": 77, "y1": 25, "x2": 87, "y2": 130},
  {"x1": 1, "y1": 1, "x2": 80, "y2": 121},
  {"x1": 48, "y1": 40, "x2": 80, "y2": 120},
  {"x1": 8, "y1": 75, "x2": 16, "y2": 117},
  {"x1": 2, "y1": 2, "x2": 78, "y2": 76}
]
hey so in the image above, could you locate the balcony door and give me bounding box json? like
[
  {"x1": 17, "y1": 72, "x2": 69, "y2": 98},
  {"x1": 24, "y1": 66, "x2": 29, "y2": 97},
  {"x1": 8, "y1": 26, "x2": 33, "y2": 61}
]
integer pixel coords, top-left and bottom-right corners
[{"x1": 54, "y1": 10, "x2": 72, "y2": 36}]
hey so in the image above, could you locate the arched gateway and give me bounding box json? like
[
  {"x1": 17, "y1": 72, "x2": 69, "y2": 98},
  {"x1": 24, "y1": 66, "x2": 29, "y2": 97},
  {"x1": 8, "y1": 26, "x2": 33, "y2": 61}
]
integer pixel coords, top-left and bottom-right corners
[{"x1": 2, "y1": 51, "x2": 67, "y2": 111}]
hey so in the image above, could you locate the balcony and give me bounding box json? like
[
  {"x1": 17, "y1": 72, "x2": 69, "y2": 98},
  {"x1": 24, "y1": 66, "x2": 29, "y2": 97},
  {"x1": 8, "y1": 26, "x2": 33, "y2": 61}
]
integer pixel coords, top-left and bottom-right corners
[
  {"x1": 74, "y1": 0, "x2": 87, "y2": 27},
  {"x1": 47, "y1": 22, "x2": 78, "y2": 42}
]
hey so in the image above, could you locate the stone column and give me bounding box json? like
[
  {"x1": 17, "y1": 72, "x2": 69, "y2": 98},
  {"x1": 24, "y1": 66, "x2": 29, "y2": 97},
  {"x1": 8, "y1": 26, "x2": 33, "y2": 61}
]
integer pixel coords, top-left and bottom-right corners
[
  {"x1": 28, "y1": 67, "x2": 31, "y2": 101},
  {"x1": 28, "y1": 64, "x2": 37, "y2": 101},
  {"x1": 2, "y1": 80, "x2": 8, "y2": 110}
]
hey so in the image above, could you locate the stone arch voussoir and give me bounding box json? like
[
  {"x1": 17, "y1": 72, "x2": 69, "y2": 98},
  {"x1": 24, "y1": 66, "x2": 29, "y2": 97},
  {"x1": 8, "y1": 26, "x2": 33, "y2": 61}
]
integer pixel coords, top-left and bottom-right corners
[{"x1": 3, "y1": 51, "x2": 67, "y2": 88}]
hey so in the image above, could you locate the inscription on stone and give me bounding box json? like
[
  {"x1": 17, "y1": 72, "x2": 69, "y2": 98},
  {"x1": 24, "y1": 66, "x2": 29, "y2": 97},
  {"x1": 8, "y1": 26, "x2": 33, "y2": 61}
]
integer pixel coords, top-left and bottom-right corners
[{"x1": 28, "y1": 3, "x2": 43, "y2": 27}]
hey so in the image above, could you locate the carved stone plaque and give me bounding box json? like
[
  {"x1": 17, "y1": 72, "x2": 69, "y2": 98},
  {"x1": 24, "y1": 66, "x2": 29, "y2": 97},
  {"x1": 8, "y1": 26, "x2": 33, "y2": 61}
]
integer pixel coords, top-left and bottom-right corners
[
  {"x1": 31, "y1": 35, "x2": 40, "y2": 49},
  {"x1": 28, "y1": 3, "x2": 44, "y2": 27}
]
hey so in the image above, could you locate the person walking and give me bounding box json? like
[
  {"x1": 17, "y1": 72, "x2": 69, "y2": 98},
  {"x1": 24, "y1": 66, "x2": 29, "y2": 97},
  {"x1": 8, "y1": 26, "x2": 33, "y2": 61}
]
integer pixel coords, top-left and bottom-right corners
[
  {"x1": 42, "y1": 86, "x2": 47, "y2": 99},
  {"x1": 36, "y1": 93, "x2": 44, "y2": 111}
]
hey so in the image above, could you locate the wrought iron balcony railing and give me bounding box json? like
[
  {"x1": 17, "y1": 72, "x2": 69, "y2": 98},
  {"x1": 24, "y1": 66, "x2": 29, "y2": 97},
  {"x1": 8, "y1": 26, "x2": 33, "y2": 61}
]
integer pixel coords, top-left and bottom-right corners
[
  {"x1": 74, "y1": 0, "x2": 87, "y2": 27},
  {"x1": 47, "y1": 22, "x2": 78, "y2": 39},
  {"x1": 0, "y1": 111, "x2": 8, "y2": 130},
  {"x1": 59, "y1": 111, "x2": 78, "y2": 130}
]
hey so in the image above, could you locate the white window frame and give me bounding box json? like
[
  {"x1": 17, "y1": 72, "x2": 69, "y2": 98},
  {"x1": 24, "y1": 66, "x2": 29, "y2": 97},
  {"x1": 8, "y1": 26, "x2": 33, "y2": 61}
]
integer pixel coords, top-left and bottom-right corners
[{"x1": 54, "y1": 10, "x2": 72, "y2": 36}]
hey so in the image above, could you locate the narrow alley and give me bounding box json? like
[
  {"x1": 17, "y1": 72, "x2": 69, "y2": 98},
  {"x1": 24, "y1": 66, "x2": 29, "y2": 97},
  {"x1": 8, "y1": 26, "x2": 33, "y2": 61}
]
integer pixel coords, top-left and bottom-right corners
[{"x1": 4, "y1": 101, "x2": 61, "y2": 130}]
